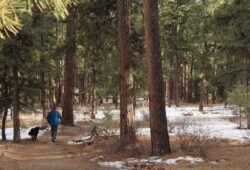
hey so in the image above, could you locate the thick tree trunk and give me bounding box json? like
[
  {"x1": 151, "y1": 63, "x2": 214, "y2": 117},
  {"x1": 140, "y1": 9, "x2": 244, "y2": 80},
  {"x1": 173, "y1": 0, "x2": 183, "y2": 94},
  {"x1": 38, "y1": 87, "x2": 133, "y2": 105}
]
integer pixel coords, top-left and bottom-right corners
[
  {"x1": 117, "y1": 0, "x2": 136, "y2": 142},
  {"x1": 143, "y1": 0, "x2": 171, "y2": 155},
  {"x1": 13, "y1": 64, "x2": 20, "y2": 143},
  {"x1": 62, "y1": 6, "x2": 76, "y2": 126}
]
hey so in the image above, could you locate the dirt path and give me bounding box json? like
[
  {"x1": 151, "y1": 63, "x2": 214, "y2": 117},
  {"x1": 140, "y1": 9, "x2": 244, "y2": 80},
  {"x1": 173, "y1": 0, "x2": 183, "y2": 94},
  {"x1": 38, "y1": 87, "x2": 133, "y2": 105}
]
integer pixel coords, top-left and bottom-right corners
[
  {"x1": 1, "y1": 123, "x2": 250, "y2": 170},
  {"x1": 0, "y1": 125, "x2": 114, "y2": 170}
]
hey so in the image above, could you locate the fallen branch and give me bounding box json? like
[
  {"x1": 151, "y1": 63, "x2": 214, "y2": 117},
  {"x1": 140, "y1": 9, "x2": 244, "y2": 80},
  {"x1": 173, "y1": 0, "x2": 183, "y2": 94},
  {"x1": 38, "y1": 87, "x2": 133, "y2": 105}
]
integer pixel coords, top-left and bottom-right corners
[{"x1": 71, "y1": 125, "x2": 116, "y2": 145}]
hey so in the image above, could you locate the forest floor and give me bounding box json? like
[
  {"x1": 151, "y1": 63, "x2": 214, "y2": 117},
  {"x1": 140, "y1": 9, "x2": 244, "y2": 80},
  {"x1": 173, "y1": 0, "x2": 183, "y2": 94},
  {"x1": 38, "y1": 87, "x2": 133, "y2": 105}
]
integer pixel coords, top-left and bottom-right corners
[
  {"x1": 0, "y1": 124, "x2": 116, "y2": 170},
  {"x1": 0, "y1": 121, "x2": 249, "y2": 170},
  {"x1": 0, "y1": 104, "x2": 250, "y2": 170}
]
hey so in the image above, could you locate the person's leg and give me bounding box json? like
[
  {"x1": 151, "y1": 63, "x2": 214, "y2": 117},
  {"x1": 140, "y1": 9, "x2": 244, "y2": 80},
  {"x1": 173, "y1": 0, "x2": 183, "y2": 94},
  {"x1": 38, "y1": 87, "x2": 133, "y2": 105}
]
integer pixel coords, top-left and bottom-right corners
[
  {"x1": 53, "y1": 125, "x2": 58, "y2": 140},
  {"x1": 51, "y1": 125, "x2": 55, "y2": 142},
  {"x1": 51, "y1": 125, "x2": 58, "y2": 142}
]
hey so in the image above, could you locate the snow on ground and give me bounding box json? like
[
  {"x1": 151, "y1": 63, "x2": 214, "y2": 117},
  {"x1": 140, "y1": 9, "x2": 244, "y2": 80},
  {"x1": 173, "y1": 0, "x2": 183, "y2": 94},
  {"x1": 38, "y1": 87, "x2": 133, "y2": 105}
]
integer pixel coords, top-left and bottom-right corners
[
  {"x1": 135, "y1": 120, "x2": 250, "y2": 142},
  {"x1": 97, "y1": 156, "x2": 204, "y2": 170},
  {"x1": 135, "y1": 105, "x2": 235, "y2": 121},
  {"x1": 73, "y1": 105, "x2": 250, "y2": 141},
  {"x1": 0, "y1": 126, "x2": 48, "y2": 140},
  {"x1": 91, "y1": 105, "x2": 235, "y2": 122},
  {"x1": 98, "y1": 161, "x2": 126, "y2": 169},
  {"x1": 90, "y1": 155, "x2": 104, "y2": 162},
  {"x1": 3, "y1": 105, "x2": 248, "y2": 142},
  {"x1": 164, "y1": 156, "x2": 204, "y2": 164},
  {"x1": 135, "y1": 106, "x2": 250, "y2": 142}
]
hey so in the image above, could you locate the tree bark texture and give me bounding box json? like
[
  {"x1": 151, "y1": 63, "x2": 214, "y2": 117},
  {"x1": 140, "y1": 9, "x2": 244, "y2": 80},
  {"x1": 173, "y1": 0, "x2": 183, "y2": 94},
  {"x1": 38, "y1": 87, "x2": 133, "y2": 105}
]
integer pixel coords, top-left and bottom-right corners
[
  {"x1": 117, "y1": 0, "x2": 136, "y2": 142},
  {"x1": 2, "y1": 65, "x2": 9, "y2": 141},
  {"x1": 13, "y1": 64, "x2": 20, "y2": 143},
  {"x1": 62, "y1": 6, "x2": 77, "y2": 126},
  {"x1": 143, "y1": 0, "x2": 171, "y2": 155}
]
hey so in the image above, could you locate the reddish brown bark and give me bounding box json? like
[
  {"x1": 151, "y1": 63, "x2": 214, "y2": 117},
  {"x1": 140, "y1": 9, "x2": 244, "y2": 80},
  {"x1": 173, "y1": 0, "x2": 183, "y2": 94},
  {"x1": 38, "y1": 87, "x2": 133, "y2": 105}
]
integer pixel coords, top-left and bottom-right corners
[
  {"x1": 143, "y1": 0, "x2": 171, "y2": 155},
  {"x1": 62, "y1": 6, "x2": 76, "y2": 126},
  {"x1": 117, "y1": 0, "x2": 136, "y2": 142}
]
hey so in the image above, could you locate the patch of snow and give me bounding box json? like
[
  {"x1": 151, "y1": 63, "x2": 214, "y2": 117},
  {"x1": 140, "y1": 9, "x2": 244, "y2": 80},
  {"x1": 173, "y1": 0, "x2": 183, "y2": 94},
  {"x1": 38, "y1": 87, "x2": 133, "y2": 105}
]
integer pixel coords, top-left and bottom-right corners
[
  {"x1": 90, "y1": 155, "x2": 104, "y2": 162},
  {"x1": 133, "y1": 105, "x2": 250, "y2": 142},
  {"x1": 0, "y1": 126, "x2": 48, "y2": 140},
  {"x1": 164, "y1": 156, "x2": 204, "y2": 164},
  {"x1": 165, "y1": 158, "x2": 178, "y2": 165},
  {"x1": 98, "y1": 156, "x2": 204, "y2": 169},
  {"x1": 136, "y1": 128, "x2": 150, "y2": 136},
  {"x1": 209, "y1": 161, "x2": 218, "y2": 164},
  {"x1": 74, "y1": 105, "x2": 249, "y2": 142},
  {"x1": 98, "y1": 161, "x2": 126, "y2": 169},
  {"x1": 73, "y1": 107, "x2": 91, "y2": 122},
  {"x1": 95, "y1": 109, "x2": 120, "y2": 120},
  {"x1": 67, "y1": 141, "x2": 83, "y2": 145},
  {"x1": 126, "y1": 158, "x2": 138, "y2": 163}
]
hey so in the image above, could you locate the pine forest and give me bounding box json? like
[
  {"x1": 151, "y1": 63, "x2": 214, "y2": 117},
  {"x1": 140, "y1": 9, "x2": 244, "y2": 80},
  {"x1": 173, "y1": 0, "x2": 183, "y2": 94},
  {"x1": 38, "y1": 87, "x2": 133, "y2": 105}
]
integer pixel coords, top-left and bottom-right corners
[{"x1": 0, "y1": 0, "x2": 250, "y2": 169}]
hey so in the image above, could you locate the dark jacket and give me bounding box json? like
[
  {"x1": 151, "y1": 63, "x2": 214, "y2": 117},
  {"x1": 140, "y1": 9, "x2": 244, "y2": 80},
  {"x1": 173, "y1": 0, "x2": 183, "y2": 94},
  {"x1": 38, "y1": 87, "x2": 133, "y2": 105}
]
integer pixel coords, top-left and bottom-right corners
[{"x1": 46, "y1": 109, "x2": 62, "y2": 126}]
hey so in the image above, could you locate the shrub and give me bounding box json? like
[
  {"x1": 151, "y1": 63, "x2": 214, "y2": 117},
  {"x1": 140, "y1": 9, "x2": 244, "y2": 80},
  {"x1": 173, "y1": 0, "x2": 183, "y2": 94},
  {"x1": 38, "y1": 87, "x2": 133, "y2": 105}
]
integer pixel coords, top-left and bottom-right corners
[
  {"x1": 228, "y1": 84, "x2": 250, "y2": 129},
  {"x1": 176, "y1": 118, "x2": 217, "y2": 157},
  {"x1": 103, "y1": 109, "x2": 113, "y2": 129}
]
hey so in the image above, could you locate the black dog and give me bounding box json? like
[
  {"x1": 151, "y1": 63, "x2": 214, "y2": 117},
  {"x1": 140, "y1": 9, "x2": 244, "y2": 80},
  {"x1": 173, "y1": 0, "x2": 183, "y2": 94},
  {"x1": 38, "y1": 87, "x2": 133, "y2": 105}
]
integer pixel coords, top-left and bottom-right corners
[{"x1": 28, "y1": 126, "x2": 40, "y2": 141}]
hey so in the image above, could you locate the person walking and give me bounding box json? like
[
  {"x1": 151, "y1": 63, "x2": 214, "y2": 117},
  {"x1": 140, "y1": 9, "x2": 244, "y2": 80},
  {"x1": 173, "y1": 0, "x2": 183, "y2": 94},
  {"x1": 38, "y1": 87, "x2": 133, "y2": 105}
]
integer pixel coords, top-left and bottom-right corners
[{"x1": 46, "y1": 105, "x2": 62, "y2": 142}]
